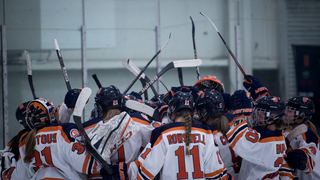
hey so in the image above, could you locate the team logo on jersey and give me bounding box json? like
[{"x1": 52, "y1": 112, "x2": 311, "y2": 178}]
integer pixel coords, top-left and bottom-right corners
[
  {"x1": 113, "y1": 100, "x2": 118, "y2": 106},
  {"x1": 70, "y1": 129, "x2": 80, "y2": 138},
  {"x1": 185, "y1": 100, "x2": 189, "y2": 105}
]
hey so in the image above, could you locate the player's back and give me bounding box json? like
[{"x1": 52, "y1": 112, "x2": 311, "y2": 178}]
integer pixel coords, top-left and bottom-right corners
[
  {"x1": 17, "y1": 123, "x2": 96, "y2": 179},
  {"x1": 136, "y1": 122, "x2": 230, "y2": 180}
]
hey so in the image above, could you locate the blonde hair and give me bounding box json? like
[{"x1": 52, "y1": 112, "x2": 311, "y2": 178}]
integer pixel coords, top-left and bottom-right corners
[
  {"x1": 24, "y1": 124, "x2": 46, "y2": 163},
  {"x1": 103, "y1": 108, "x2": 121, "y2": 122},
  {"x1": 174, "y1": 109, "x2": 193, "y2": 156},
  {"x1": 306, "y1": 121, "x2": 320, "y2": 139},
  {"x1": 275, "y1": 119, "x2": 289, "y2": 131},
  {"x1": 209, "y1": 112, "x2": 230, "y2": 136}
]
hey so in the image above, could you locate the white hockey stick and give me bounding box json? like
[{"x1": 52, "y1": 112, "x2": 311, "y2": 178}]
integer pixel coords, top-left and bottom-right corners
[
  {"x1": 73, "y1": 87, "x2": 113, "y2": 174},
  {"x1": 53, "y1": 39, "x2": 72, "y2": 91},
  {"x1": 139, "y1": 59, "x2": 202, "y2": 95},
  {"x1": 125, "y1": 100, "x2": 160, "y2": 121},
  {"x1": 286, "y1": 124, "x2": 308, "y2": 142},
  {"x1": 24, "y1": 50, "x2": 38, "y2": 99}
]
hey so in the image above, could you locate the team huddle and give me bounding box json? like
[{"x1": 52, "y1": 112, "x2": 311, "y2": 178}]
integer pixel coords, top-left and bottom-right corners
[{"x1": 0, "y1": 74, "x2": 319, "y2": 180}]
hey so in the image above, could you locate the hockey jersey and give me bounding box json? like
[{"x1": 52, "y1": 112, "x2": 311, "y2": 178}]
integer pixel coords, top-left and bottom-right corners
[
  {"x1": 227, "y1": 120, "x2": 292, "y2": 180},
  {"x1": 4, "y1": 123, "x2": 99, "y2": 180},
  {"x1": 284, "y1": 128, "x2": 320, "y2": 179},
  {"x1": 129, "y1": 122, "x2": 232, "y2": 180}
]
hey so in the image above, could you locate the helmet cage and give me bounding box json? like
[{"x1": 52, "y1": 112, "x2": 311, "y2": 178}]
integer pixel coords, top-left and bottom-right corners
[{"x1": 285, "y1": 106, "x2": 300, "y2": 125}]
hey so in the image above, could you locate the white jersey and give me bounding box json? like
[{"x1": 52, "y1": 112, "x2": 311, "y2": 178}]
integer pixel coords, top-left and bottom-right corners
[
  {"x1": 4, "y1": 123, "x2": 100, "y2": 180},
  {"x1": 227, "y1": 120, "x2": 293, "y2": 180},
  {"x1": 83, "y1": 112, "x2": 159, "y2": 180},
  {"x1": 129, "y1": 122, "x2": 232, "y2": 180},
  {"x1": 284, "y1": 128, "x2": 320, "y2": 179}
]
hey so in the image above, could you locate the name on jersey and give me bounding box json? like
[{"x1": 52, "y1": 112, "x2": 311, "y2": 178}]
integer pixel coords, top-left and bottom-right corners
[
  {"x1": 36, "y1": 133, "x2": 57, "y2": 145},
  {"x1": 167, "y1": 133, "x2": 205, "y2": 145}
]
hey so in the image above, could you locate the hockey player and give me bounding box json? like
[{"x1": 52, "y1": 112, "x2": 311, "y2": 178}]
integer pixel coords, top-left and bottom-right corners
[
  {"x1": 2, "y1": 98, "x2": 104, "y2": 179},
  {"x1": 227, "y1": 90, "x2": 293, "y2": 179},
  {"x1": 83, "y1": 85, "x2": 160, "y2": 179},
  {"x1": 105, "y1": 91, "x2": 233, "y2": 180},
  {"x1": 284, "y1": 96, "x2": 320, "y2": 179},
  {"x1": 195, "y1": 89, "x2": 241, "y2": 179}
]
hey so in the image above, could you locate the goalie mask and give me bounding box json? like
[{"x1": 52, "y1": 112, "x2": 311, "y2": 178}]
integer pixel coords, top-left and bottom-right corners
[
  {"x1": 252, "y1": 96, "x2": 285, "y2": 127},
  {"x1": 95, "y1": 85, "x2": 123, "y2": 112},
  {"x1": 167, "y1": 91, "x2": 194, "y2": 119},
  {"x1": 26, "y1": 98, "x2": 58, "y2": 129},
  {"x1": 15, "y1": 101, "x2": 30, "y2": 129},
  {"x1": 285, "y1": 96, "x2": 315, "y2": 125},
  {"x1": 195, "y1": 90, "x2": 224, "y2": 121},
  {"x1": 194, "y1": 75, "x2": 225, "y2": 93}
]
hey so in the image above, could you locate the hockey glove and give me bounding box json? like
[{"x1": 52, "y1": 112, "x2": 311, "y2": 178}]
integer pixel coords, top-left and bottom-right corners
[
  {"x1": 219, "y1": 92, "x2": 232, "y2": 110},
  {"x1": 100, "y1": 162, "x2": 129, "y2": 180},
  {"x1": 64, "y1": 88, "x2": 82, "y2": 109},
  {"x1": 1, "y1": 150, "x2": 16, "y2": 179},
  {"x1": 154, "y1": 102, "x2": 168, "y2": 120},
  {"x1": 243, "y1": 75, "x2": 269, "y2": 101},
  {"x1": 286, "y1": 149, "x2": 307, "y2": 170},
  {"x1": 130, "y1": 91, "x2": 143, "y2": 102},
  {"x1": 230, "y1": 90, "x2": 252, "y2": 120}
]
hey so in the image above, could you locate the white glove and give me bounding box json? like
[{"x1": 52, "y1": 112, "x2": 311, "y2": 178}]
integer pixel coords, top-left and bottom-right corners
[{"x1": 1, "y1": 150, "x2": 16, "y2": 179}]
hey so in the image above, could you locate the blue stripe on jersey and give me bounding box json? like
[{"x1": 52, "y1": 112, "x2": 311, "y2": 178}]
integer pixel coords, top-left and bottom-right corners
[
  {"x1": 82, "y1": 117, "x2": 103, "y2": 128},
  {"x1": 252, "y1": 126, "x2": 283, "y2": 139},
  {"x1": 305, "y1": 129, "x2": 319, "y2": 146},
  {"x1": 138, "y1": 166, "x2": 150, "y2": 180},
  {"x1": 149, "y1": 122, "x2": 213, "y2": 147},
  {"x1": 228, "y1": 123, "x2": 248, "y2": 143},
  {"x1": 88, "y1": 156, "x2": 95, "y2": 175},
  {"x1": 48, "y1": 123, "x2": 79, "y2": 142},
  {"x1": 129, "y1": 112, "x2": 153, "y2": 123}
]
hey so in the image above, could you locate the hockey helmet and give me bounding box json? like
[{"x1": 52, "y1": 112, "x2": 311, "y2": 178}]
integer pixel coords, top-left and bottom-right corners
[
  {"x1": 15, "y1": 101, "x2": 30, "y2": 129},
  {"x1": 285, "y1": 96, "x2": 315, "y2": 124},
  {"x1": 193, "y1": 75, "x2": 225, "y2": 93},
  {"x1": 167, "y1": 91, "x2": 194, "y2": 118},
  {"x1": 252, "y1": 96, "x2": 285, "y2": 126},
  {"x1": 195, "y1": 90, "x2": 224, "y2": 121},
  {"x1": 26, "y1": 98, "x2": 58, "y2": 129},
  {"x1": 95, "y1": 85, "x2": 123, "y2": 112}
]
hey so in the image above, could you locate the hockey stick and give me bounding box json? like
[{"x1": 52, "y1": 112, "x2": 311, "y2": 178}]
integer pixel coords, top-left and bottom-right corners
[
  {"x1": 177, "y1": 68, "x2": 184, "y2": 86},
  {"x1": 73, "y1": 87, "x2": 113, "y2": 174},
  {"x1": 190, "y1": 16, "x2": 201, "y2": 80},
  {"x1": 122, "y1": 59, "x2": 149, "y2": 100},
  {"x1": 139, "y1": 59, "x2": 202, "y2": 95},
  {"x1": 92, "y1": 74, "x2": 102, "y2": 88},
  {"x1": 53, "y1": 39, "x2": 72, "y2": 91},
  {"x1": 286, "y1": 124, "x2": 308, "y2": 142},
  {"x1": 123, "y1": 58, "x2": 169, "y2": 93},
  {"x1": 123, "y1": 33, "x2": 171, "y2": 95},
  {"x1": 122, "y1": 59, "x2": 159, "y2": 100},
  {"x1": 199, "y1": 12, "x2": 248, "y2": 81},
  {"x1": 125, "y1": 100, "x2": 160, "y2": 121},
  {"x1": 24, "y1": 50, "x2": 38, "y2": 99}
]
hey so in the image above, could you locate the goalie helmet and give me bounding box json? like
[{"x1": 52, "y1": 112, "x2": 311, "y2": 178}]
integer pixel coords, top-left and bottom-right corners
[
  {"x1": 167, "y1": 91, "x2": 194, "y2": 118},
  {"x1": 15, "y1": 101, "x2": 30, "y2": 129},
  {"x1": 26, "y1": 98, "x2": 58, "y2": 129},
  {"x1": 195, "y1": 90, "x2": 224, "y2": 121},
  {"x1": 285, "y1": 96, "x2": 315, "y2": 124},
  {"x1": 252, "y1": 96, "x2": 285, "y2": 127},
  {"x1": 194, "y1": 75, "x2": 225, "y2": 93},
  {"x1": 95, "y1": 85, "x2": 123, "y2": 112}
]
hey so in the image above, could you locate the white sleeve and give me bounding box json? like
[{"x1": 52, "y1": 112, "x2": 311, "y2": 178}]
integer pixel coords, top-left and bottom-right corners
[{"x1": 57, "y1": 103, "x2": 73, "y2": 123}]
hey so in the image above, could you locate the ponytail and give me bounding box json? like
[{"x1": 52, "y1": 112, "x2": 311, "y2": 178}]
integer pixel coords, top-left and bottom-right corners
[
  {"x1": 175, "y1": 109, "x2": 193, "y2": 156},
  {"x1": 306, "y1": 121, "x2": 320, "y2": 139},
  {"x1": 24, "y1": 124, "x2": 46, "y2": 163}
]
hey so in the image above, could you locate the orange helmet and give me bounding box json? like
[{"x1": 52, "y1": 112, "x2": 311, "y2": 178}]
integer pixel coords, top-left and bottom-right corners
[{"x1": 193, "y1": 75, "x2": 225, "y2": 93}]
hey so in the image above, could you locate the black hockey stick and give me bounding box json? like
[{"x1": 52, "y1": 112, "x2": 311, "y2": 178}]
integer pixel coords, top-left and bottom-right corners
[
  {"x1": 122, "y1": 58, "x2": 161, "y2": 100},
  {"x1": 122, "y1": 59, "x2": 149, "y2": 100},
  {"x1": 53, "y1": 39, "x2": 72, "y2": 91},
  {"x1": 200, "y1": 12, "x2": 249, "y2": 81},
  {"x1": 24, "y1": 50, "x2": 38, "y2": 99},
  {"x1": 190, "y1": 16, "x2": 201, "y2": 80},
  {"x1": 92, "y1": 74, "x2": 102, "y2": 88},
  {"x1": 123, "y1": 33, "x2": 171, "y2": 95},
  {"x1": 73, "y1": 87, "x2": 113, "y2": 174},
  {"x1": 139, "y1": 59, "x2": 202, "y2": 95}
]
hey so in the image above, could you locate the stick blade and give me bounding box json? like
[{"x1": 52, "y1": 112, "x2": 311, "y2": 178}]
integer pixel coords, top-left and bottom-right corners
[
  {"x1": 173, "y1": 59, "x2": 202, "y2": 68},
  {"x1": 73, "y1": 87, "x2": 92, "y2": 117}
]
